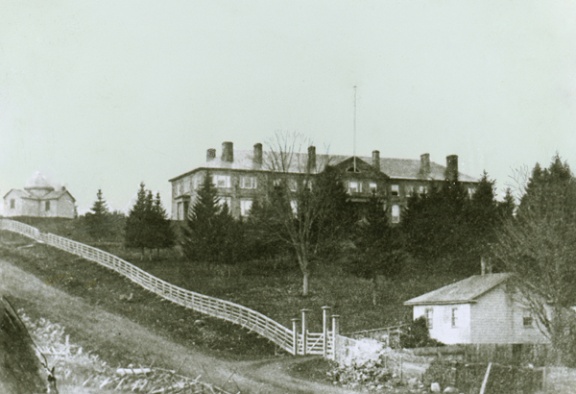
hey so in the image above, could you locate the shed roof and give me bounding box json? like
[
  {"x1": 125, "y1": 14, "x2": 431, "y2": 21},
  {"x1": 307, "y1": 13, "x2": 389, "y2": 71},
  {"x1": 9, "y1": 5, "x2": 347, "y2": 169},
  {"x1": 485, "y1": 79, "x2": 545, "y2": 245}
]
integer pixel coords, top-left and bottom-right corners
[{"x1": 404, "y1": 273, "x2": 512, "y2": 306}]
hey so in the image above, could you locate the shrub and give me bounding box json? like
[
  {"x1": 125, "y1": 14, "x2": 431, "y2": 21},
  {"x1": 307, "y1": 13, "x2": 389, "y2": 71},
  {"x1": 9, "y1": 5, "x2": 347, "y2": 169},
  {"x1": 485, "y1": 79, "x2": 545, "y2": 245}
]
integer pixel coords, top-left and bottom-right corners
[{"x1": 400, "y1": 316, "x2": 444, "y2": 348}]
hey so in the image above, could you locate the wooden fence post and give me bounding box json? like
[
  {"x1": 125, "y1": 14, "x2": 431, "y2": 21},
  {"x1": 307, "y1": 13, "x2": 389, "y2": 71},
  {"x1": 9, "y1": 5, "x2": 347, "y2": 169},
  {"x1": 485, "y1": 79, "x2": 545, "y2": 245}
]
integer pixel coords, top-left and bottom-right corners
[
  {"x1": 322, "y1": 306, "x2": 331, "y2": 358},
  {"x1": 301, "y1": 309, "x2": 310, "y2": 356},
  {"x1": 332, "y1": 315, "x2": 340, "y2": 362},
  {"x1": 291, "y1": 318, "x2": 300, "y2": 356}
]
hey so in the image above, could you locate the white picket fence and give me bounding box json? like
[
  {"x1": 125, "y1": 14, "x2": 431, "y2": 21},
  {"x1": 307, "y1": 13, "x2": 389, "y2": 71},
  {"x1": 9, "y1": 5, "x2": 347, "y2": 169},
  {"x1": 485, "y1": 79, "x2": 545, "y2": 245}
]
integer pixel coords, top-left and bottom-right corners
[{"x1": 0, "y1": 219, "x2": 357, "y2": 360}]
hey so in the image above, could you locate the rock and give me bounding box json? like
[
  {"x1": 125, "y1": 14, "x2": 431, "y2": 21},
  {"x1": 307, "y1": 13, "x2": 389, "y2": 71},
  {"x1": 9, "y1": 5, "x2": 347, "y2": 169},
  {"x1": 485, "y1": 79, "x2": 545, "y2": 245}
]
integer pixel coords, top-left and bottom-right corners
[
  {"x1": 407, "y1": 377, "x2": 419, "y2": 388},
  {"x1": 194, "y1": 319, "x2": 206, "y2": 326},
  {"x1": 431, "y1": 382, "x2": 441, "y2": 392},
  {"x1": 443, "y1": 387, "x2": 457, "y2": 393}
]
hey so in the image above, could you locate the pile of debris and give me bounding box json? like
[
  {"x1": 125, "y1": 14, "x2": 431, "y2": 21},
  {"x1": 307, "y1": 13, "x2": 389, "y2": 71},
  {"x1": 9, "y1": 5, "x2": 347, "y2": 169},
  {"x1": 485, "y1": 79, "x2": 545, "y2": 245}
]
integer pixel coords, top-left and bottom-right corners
[{"x1": 18, "y1": 309, "x2": 236, "y2": 393}]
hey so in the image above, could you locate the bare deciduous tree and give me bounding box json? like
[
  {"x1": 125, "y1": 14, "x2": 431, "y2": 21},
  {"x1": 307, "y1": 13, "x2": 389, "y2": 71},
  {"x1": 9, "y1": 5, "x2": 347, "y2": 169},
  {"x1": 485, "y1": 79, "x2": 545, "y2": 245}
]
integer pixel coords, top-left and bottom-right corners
[
  {"x1": 261, "y1": 132, "x2": 351, "y2": 296},
  {"x1": 493, "y1": 155, "x2": 576, "y2": 364}
]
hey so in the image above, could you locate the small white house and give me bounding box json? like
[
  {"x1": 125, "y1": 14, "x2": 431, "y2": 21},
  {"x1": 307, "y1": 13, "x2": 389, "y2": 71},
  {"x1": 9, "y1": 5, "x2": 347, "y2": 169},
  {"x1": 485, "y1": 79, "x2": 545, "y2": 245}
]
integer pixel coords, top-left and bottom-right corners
[
  {"x1": 3, "y1": 172, "x2": 76, "y2": 219},
  {"x1": 404, "y1": 273, "x2": 549, "y2": 345}
]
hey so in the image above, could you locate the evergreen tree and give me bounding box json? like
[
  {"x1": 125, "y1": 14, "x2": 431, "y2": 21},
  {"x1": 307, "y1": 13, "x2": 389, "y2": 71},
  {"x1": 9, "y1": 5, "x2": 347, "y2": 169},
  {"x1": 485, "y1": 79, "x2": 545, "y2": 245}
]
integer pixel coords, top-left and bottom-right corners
[
  {"x1": 348, "y1": 194, "x2": 403, "y2": 305},
  {"x1": 125, "y1": 183, "x2": 150, "y2": 255},
  {"x1": 150, "y1": 192, "x2": 175, "y2": 252},
  {"x1": 464, "y1": 172, "x2": 499, "y2": 273},
  {"x1": 498, "y1": 188, "x2": 515, "y2": 219},
  {"x1": 125, "y1": 184, "x2": 174, "y2": 258},
  {"x1": 84, "y1": 189, "x2": 112, "y2": 241},
  {"x1": 182, "y1": 173, "x2": 240, "y2": 263},
  {"x1": 312, "y1": 165, "x2": 355, "y2": 258}
]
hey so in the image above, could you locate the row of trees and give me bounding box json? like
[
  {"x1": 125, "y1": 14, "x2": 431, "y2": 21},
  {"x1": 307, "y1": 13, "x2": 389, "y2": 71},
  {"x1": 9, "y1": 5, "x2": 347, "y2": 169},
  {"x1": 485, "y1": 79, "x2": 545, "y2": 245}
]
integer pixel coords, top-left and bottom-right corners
[{"x1": 82, "y1": 183, "x2": 174, "y2": 258}]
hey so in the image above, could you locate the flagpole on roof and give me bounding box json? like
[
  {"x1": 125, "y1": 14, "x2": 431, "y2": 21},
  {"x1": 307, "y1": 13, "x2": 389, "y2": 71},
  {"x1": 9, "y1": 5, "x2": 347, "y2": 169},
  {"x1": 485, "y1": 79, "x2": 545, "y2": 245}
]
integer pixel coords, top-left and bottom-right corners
[{"x1": 353, "y1": 85, "x2": 357, "y2": 173}]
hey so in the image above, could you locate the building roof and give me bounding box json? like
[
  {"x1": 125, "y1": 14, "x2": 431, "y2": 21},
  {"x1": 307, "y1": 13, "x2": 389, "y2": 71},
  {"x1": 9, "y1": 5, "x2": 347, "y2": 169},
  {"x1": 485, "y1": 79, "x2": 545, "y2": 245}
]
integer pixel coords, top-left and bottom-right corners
[
  {"x1": 404, "y1": 273, "x2": 513, "y2": 306},
  {"x1": 170, "y1": 148, "x2": 478, "y2": 183},
  {"x1": 24, "y1": 172, "x2": 54, "y2": 190}
]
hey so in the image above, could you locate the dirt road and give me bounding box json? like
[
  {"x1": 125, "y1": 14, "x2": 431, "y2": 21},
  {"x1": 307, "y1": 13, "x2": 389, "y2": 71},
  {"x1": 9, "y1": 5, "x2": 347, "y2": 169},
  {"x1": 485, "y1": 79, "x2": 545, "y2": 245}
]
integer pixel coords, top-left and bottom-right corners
[{"x1": 0, "y1": 258, "x2": 358, "y2": 394}]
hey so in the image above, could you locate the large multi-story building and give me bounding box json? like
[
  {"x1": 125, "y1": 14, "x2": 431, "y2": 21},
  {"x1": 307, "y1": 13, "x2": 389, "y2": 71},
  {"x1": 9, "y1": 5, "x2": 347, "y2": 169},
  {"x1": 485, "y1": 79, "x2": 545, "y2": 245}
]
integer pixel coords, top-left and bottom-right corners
[{"x1": 169, "y1": 141, "x2": 478, "y2": 223}]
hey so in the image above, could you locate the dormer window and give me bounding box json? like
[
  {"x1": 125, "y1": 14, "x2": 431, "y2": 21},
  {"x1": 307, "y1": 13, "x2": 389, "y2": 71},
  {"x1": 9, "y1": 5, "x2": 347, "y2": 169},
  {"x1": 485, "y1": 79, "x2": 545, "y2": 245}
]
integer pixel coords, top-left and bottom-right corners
[{"x1": 348, "y1": 181, "x2": 362, "y2": 194}]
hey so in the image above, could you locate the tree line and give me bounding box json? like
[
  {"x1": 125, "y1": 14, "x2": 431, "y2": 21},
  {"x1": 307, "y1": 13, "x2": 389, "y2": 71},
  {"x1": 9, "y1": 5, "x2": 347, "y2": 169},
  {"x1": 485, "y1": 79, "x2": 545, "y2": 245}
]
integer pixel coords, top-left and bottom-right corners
[{"x1": 80, "y1": 152, "x2": 576, "y2": 364}]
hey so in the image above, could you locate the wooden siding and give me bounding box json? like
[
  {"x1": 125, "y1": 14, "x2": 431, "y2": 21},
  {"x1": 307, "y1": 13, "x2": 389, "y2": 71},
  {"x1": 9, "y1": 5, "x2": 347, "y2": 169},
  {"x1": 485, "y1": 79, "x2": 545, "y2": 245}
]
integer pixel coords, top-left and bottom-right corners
[
  {"x1": 414, "y1": 303, "x2": 471, "y2": 345},
  {"x1": 470, "y1": 284, "x2": 548, "y2": 344}
]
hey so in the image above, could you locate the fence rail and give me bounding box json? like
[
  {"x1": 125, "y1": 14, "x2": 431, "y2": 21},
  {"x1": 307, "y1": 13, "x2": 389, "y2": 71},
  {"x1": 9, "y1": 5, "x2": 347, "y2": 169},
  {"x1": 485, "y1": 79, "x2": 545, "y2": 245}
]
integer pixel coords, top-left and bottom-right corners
[{"x1": 0, "y1": 219, "x2": 358, "y2": 361}]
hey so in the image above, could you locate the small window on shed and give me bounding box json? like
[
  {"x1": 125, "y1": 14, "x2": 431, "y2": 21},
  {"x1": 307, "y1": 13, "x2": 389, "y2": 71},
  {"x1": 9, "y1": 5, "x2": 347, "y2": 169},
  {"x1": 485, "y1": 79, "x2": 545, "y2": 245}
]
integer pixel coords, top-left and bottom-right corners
[
  {"x1": 10, "y1": 199, "x2": 15, "y2": 209},
  {"x1": 45, "y1": 201, "x2": 50, "y2": 211},
  {"x1": 451, "y1": 307, "x2": 458, "y2": 328},
  {"x1": 425, "y1": 308, "x2": 433, "y2": 329}
]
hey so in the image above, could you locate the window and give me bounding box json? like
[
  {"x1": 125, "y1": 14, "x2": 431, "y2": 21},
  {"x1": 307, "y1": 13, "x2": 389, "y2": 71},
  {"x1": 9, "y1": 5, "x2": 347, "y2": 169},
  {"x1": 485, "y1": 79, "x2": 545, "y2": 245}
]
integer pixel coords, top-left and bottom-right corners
[
  {"x1": 391, "y1": 204, "x2": 401, "y2": 223},
  {"x1": 218, "y1": 196, "x2": 232, "y2": 208},
  {"x1": 240, "y1": 199, "x2": 253, "y2": 216},
  {"x1": 214, "y1": 175, "x2": 231, "y2": 188},
  {"x1": 418, "y1": 185, "x2": 428, "y2": 195},
  {"x1": 290, "y1": 200, "x2": 298, "y2": 215},
  {"x1": 288, "y1": 179, "x2": 298, "y2": 192},
  {"x1": 451, "y1": 307, "x2": 458, "y2": 328},
  {"x1": 468, "y1": 187, "x2": 476, "y2": 198},
  {"x1": 405, "y1": 186, "x2": 414, "y2": 197},
  {"x1": 369, "y1": 182, "x2": 377, "y2": 193},
  {"x1": 523, "y1": 310, "x2": 533, "y2": 328},
  {"x1": 391, "y1": 184, "x2": 400, "y2": 196},
  {"x1": 425, "y1": 308, "x2": 433, "y2": 329},
  {"x1": 10, "y1": 199, "x2": 15, "y2": 209},
  {"x1": 348, "y1": 181, "x2": 362, "y2": 194},
  {"x1": 240, "y1": 176, "x2": 257, "y2": 189},
  {"x1": 45, "y1": 201, "x2": 51, "y2": 211}
]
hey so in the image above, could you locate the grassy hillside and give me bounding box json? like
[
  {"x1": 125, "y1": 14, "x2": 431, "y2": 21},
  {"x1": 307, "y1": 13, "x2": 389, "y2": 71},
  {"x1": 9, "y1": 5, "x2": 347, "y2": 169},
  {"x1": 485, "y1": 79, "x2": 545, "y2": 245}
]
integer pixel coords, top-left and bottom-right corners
[{"x1": 0, "y1": 220, "x2": 465, "y2": 336}]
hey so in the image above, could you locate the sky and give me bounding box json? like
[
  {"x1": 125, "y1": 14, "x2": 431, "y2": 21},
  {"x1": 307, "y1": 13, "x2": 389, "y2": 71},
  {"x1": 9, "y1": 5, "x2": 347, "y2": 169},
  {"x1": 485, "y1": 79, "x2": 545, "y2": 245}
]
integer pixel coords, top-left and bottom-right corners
[{"x1": 1, "y1": 1, "x2": 576, "y2": 215}]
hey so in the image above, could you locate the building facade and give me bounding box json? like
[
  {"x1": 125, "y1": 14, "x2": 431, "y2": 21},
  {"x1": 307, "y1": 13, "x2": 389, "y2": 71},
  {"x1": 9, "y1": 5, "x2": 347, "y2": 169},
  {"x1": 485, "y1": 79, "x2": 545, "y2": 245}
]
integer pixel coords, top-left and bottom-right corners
[
  {"x1": 3, "y1": 172, "x2": 76, "y2": 219},
  {"x1": 404, "y1": 273, "x2": 549, "y2": 345},
  {"x1": 169, "y1": 141, "x2": 479, "y2": 222}
]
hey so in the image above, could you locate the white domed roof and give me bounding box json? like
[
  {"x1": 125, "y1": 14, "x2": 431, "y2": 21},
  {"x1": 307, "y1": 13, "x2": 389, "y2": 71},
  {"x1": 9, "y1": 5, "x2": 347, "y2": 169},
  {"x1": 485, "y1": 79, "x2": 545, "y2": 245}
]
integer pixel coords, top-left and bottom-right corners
[{"x1": 24, "y1": 171, "x2": 54, "y2": 190}]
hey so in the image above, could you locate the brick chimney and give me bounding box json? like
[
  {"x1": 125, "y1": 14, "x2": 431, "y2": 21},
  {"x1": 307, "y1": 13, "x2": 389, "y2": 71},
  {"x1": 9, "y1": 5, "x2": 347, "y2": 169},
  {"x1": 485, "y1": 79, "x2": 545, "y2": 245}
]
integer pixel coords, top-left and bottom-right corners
[
  {"x1": 445, "y1": 154, "x2": 459, "y2": 182},
  {"x1": 206, "y1": 148, "x2": 216, "y2": 162},
  {"x1": 420, "y1": 153, "x2": 430, "y2": 175},
  {"x1": 253, "y1": 143, "x2": 263, "y2": 166},
  {"x1": 307, "y1": 146, "x2": 316, "y2": 173},
  {"x1": 221, "y1": 141, "x2": 234, "y2": 163},
  {"x1": 372, "y1": 150, "x2": 380, "y2": 169}
]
